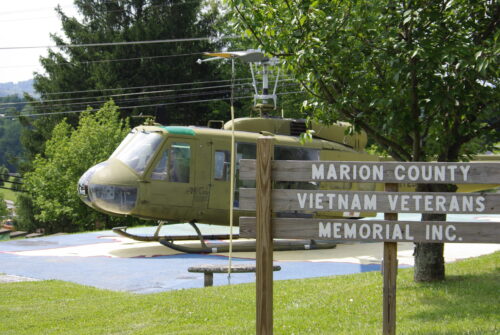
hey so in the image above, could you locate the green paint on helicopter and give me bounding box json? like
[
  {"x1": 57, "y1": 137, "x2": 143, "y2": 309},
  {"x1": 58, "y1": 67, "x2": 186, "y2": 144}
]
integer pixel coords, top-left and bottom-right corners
[{"x1": 160, "y1": 126, "x2": 196, "y2": 136}]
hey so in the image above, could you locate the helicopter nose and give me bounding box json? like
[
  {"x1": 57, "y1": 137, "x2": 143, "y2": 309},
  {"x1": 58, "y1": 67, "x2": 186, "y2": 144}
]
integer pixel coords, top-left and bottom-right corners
[{"x1": 78, "y1": 161, "x2": 138, "y2": 215}]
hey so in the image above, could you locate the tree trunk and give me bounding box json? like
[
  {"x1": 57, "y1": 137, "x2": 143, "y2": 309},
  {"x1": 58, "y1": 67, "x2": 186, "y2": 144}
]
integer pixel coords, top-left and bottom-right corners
[
  {"x1": 414, "y1": 227, "x2": 445, "y2": 282},
  {"x1": 413, "y1": 183, "x2": 456, "y2": 282}
]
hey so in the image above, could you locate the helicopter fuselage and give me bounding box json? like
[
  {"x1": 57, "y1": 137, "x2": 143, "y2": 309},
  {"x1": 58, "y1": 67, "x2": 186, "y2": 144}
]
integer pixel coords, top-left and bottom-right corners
[
  {"x1": 78, "y1": 119, "x2": 387, "y2": 224},
  {"x1": 78, "y1": 119, "x2": 496, "y2": 225}
]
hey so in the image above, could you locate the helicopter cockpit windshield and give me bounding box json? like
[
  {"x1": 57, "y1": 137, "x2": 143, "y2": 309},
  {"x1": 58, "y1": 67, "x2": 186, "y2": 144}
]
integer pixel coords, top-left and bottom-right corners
[{"x1": 112, "y1": 130, "x2": 163, "y2": 175}]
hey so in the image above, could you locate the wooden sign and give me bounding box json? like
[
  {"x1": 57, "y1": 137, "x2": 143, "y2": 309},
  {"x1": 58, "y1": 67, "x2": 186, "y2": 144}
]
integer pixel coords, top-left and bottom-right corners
[
  {"x1": 239, "y1": 217, "x2": 500, "y2": 243},
  {"x1": 242, "y1": 151, "x2": 500, "y2": 335},
  {"x1": 239, "y1": 160, "x2": 500, "y2": 184},
  {"x1": 239, "y1": 189, "x2": 500, "y2": 214}
]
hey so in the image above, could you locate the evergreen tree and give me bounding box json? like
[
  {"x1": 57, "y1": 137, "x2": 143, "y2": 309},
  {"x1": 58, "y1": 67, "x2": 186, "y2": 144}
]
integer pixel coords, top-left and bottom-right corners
[
  {"x1": 24, "y1": 0, "x2": 230, "y2": 162},
  {"x1": 0, "y1": 96, "x2": 25, "y2": 172}
]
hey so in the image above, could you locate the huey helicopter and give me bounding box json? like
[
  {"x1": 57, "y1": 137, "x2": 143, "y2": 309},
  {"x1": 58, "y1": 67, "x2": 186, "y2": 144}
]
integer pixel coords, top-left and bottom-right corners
[{"x1": 77, "y1": 50, "x2": 496, "y2": 253}]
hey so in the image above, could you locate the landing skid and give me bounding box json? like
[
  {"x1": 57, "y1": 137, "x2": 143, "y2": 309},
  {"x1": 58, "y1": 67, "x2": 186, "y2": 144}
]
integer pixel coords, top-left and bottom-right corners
[{"x1": 112, "y1": 221, "x2": 336, "y2": 254}]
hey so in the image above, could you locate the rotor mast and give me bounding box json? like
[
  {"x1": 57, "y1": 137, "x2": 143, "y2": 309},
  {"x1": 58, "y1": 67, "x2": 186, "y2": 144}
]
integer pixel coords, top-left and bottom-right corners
[{"x1": 198, "y1": 50, "x2": 281, "y2": 117}]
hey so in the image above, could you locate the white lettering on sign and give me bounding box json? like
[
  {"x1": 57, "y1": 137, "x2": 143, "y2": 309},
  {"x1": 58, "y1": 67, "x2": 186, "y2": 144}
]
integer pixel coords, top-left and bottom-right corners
[
  {"x1": 425, "y1": 224, "x2": 460, "y2": 241},
  {"x1": 296, "y1": 193, "x2": 486, "y2": 213},
  {"x1": 311, "y1": 163, "x2": 472, "y2": 182},
  {"x1": 318, "y1": 222, "x2": 415, "y2": 241},
  {"x1": 312, "y1": 163, "x2": 384, "y2": 181},
  {"x1": 318, "y1": 222, "x2": 464, "y2": 242}
]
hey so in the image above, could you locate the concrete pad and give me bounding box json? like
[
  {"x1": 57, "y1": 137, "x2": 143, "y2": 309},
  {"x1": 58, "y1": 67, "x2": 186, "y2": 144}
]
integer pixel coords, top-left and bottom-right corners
[{"x1": 0, "y1": 214, "x2": 498, "y2": 293}]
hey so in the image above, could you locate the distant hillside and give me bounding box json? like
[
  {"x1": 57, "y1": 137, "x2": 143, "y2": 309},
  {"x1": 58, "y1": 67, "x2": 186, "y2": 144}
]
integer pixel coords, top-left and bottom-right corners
[{"x1": 0, "y1": 80, "x2": 35, "y2": 97}]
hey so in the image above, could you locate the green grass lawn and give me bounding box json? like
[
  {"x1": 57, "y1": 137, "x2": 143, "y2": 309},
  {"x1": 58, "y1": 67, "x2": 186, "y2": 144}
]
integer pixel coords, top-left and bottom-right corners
[
  {"x1": 0, "y1": 178, "x2": 18, "y2": 202},
  {"x1": 0, "y1": 252, "x2": 498, "y2": 335}
]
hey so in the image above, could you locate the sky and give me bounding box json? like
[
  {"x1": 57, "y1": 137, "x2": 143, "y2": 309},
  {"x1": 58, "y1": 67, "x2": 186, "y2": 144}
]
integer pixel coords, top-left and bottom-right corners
[{"x1": 0, "y1": 0, "x2": 79, "y2": 83}]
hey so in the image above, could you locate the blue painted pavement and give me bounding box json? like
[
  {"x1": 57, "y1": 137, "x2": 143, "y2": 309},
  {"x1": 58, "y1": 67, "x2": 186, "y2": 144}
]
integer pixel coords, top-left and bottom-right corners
[{"x1": 0, "y1": 213, "x2": 498, "y2": 294}]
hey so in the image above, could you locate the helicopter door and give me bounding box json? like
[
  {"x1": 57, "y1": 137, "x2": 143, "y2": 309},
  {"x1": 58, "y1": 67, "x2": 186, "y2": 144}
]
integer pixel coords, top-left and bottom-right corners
[
  {"x1": 148, "y1": 140, "x2": 195, "y2": 210},
  {"x1": 208, "y1": 142, "x2": 256, "y2": 210},
  {"x1": 208, "y1": 148, "x2": 231, "y2": 210}
]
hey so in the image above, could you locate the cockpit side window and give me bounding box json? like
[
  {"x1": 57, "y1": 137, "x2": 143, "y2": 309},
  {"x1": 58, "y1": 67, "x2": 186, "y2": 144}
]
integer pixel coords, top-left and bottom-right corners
[
  {"x1": 214, "y1": 150, "x2": 230, "y2": 181},
  {"x1": 151, "y1": 150, "x2": 168, "y2": 180},
  {"x1": 114, "y1": 131, "x2": 163, "y2": 175},
  {"x1": 151, "y1": 142, "x2": 191, "y2": 183}
]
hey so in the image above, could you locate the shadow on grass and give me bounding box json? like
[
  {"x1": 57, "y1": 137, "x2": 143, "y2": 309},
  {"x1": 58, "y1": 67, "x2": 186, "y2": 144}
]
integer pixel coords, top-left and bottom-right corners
[{"x1": 406, "y1": 269, "x2": 500, "y2": 323}]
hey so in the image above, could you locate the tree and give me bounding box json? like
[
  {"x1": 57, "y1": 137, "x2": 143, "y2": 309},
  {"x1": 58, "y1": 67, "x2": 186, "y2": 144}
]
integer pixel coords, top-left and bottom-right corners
[
  {"x1": 229, "y1": 0, "x2": 499, "y2": 281},
  {"x1": 0, "y1": 96, "x2": 25, "y2": 172},
  {"x1": 23, "y1": 101, "x2": 132, "y2": 233},
  {"x1": 0, "y1": 193, "x2": 7, "y2": 219},
  {"x1": 0, "y1": 165, "x2": 9, "y2": 187},
  {"x1": 22, "y1": 0, "x2": 230, "y2": 166},
  {"x1": 14, "y1": 193, "x2": 37, "y2": 232}
]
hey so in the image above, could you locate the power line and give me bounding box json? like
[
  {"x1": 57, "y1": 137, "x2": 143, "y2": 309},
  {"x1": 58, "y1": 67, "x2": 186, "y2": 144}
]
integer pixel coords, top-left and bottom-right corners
[
  {"x1": 10, "y1": 88, "x2": 236, "y2": 111},
  {"x1": 37, "y1": 77, "x2": 256, "y2": 96},
  {"x1": 0, "y1": 179, "x2": 23, "y2": 185},
  {"x1": 0, "y1": 173, "x2": 23, "y2": 182},
  {"x1": 0, "y1": 79, "x2": 296, "y2": 108},
  {"x1": 5, "y1": 91, "x2": 304, "y2": 119},
  {"x1": 0, "y1": 81, "x2": 263, "y2": 111},
  {"x1": 0, "y1": 81, "x2": 300, "y2": 114},
  {"x1": 0, "y1": 36, "x2": 239, "y2": 50},
  {"x1": 0, "y1": 185, "x2": 24, "y2": 192},
  {"x1": 0, "y1": 76, "x2": 296, "y2": 107},
  {"x1": 0, "y1": 53, "x2": 204, "y2": 69}
]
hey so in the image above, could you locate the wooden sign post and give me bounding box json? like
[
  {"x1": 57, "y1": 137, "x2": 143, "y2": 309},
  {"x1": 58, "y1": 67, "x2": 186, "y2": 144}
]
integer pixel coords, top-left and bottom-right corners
[
  {"x1": 383, "y1": 183, "x2": 398, "y2": 335},
  {"x1": 239, "y1": 159, "x2": 500, "y2": 334},
  {"x1": 255, "y1": 136, "x2": 274, "y2": 335}
]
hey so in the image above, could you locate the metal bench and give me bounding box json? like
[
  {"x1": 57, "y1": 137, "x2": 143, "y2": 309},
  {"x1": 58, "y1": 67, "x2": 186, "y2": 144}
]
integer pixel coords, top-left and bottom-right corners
[{"x1": 188, "y1": 263, "x2": 281, "y2": 287}]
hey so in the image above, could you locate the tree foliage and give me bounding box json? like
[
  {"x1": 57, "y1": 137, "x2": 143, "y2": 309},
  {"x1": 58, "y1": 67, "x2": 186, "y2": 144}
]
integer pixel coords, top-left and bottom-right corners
[
  {"x1": 22, "y1": 0, "x2": 230, "y2": 163},
  {"x1": 23, "y1": 101, "x2": 131, "y2": 233},
  {"x1": 229, "y1": 0, "x2": 499, "y2": 281},
  {"x1": 0, "y1": 96, "x2": 25, "y2": 172},
  {"x1": 0, "y1": 193, "x2": 7, "y2": 219},
  {"x1": 0, "y1": 165, "x2": 8, "y2": 187},
  {"x1": 230, "y1": 0, "x2": 499, "y2": 161}
]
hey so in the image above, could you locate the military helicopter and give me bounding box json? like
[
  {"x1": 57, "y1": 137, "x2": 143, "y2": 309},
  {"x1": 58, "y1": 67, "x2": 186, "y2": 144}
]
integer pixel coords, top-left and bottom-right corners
[{"x1": 77, "y1": 50, "x2": 495, "y2": 253}]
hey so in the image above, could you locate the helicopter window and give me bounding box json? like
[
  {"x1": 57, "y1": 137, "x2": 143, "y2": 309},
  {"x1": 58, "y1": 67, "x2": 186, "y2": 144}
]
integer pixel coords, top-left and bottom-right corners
[
  {"x1": 169, "y1": 143, "x2": 190, "y2": 182},
  {"x1": 234, "y1": 143, "x2": 257, "y2": 207},
  {"x1": 151, "y1": 142, "x2": 191, "y2": 183},
  {"x1": 151, "y1": 150, "x2": 168, "y2": 180},
  {"x1": 275, "y1": 146, "x2": 320, "y2": 190},
  {"x1": 114, "y1": 131, "x2": 163, "y2": 175},
  {"x1": 275, "y1": 146, "x2": 319, "y2": 161},
  {"x1": 214, "y1": 150, "x2": 230, "y2": 181},
  {"x1": 110, "y1": 130, "x2": 136, "y2": 158}
]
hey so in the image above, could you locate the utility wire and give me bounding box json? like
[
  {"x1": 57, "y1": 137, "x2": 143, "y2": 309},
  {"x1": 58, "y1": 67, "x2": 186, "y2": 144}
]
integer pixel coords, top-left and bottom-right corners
[
  {"x1": 0, "y1": 81, "x2": 296, "y2": 110},
  {"x1": 0, "y1": 82, "x2": 257, "y2": 107},
  {"x1": 0, "y1": 174, "x2": 22, "y2": 179},
  {"x1": 0, "y1": 36, "x2": 240, "y2": 50},
  {"x1": 36, "y1": 77, "x2": 257, "y2": 96},
  {"x1": 0, "y1": 179, "x2": 23, "y2": 185},
  {"x1": 0, "y1": 53, "x2": 204, "y2": 69},
  {"x1": 0, "y1": 82, "x2": 300, "y2": 114},
  {"x1": 5, "y1": 91, "x2": 304, "y2": 119},
  {"x1": 0, "y1": 185, "x2": 25, "y2": 192},
  {"x1": 0, "y1": 77, "x2": 296, "y2": 107}
]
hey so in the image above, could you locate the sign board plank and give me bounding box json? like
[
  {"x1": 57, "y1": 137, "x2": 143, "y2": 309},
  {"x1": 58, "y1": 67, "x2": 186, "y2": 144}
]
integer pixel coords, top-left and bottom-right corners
[
  {"x1": 239, "y1": 160, "x2": 500, "y2": 184},
  {"x1": 239, "y1": 217, "x2": 500, "y2": 243},
  {"x1": 239, "y1": 189, "x2": 500, "y2": 214}
]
